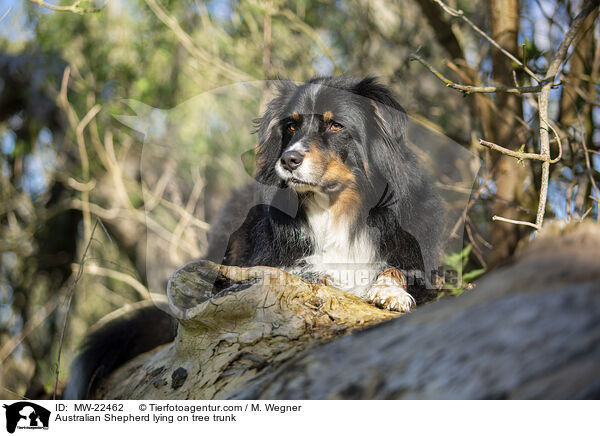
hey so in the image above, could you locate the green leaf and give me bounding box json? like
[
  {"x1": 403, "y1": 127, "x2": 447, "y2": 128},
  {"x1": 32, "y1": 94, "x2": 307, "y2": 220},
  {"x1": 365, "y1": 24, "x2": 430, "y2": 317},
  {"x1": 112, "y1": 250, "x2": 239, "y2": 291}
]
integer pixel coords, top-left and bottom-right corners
[{"x1": 462, "y1": 268, "x2": 485, "y2": 283}]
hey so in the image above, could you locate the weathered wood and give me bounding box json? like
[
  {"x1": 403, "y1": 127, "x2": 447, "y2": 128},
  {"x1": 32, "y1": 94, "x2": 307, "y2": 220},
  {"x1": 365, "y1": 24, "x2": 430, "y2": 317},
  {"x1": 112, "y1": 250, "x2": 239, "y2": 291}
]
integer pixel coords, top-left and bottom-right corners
[
  {"x1": 94, "y1": 261, "x2": 398, "y2": 399},
  {"x1": 232, "y1": 222, "x2": 600, "y2": 399},
  {"x1": 95, "y1": 222, "x2": 600, "y2": 400}
]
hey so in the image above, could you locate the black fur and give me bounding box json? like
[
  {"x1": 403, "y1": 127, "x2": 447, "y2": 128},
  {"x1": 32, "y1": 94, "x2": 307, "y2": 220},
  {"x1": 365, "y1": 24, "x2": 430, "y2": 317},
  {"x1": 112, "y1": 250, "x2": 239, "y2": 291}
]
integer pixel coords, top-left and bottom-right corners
[
  {"x1": 63, "y1": 303, "x2": 176, "y2": 399},
  {"x1": 207, "y1": 77, "x2": 442, "y2": 295}
]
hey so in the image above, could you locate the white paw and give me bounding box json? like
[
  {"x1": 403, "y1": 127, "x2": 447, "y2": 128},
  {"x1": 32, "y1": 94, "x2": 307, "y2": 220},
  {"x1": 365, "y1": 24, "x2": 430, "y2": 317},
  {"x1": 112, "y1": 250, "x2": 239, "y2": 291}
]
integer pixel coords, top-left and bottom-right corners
[{"x1": 366, "y1": 273, "x2": 415, "y2": 312}]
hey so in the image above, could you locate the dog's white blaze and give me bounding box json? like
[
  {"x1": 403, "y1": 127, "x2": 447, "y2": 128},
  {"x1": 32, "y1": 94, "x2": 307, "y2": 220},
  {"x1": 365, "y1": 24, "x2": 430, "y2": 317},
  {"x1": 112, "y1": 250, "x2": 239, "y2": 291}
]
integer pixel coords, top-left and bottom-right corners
[
  {"x1": 298, "y1": 192, "x2": 384, "y2": 297},
  {"x1": 285, "y1": 141, "x2": 306, "y2": 153}
]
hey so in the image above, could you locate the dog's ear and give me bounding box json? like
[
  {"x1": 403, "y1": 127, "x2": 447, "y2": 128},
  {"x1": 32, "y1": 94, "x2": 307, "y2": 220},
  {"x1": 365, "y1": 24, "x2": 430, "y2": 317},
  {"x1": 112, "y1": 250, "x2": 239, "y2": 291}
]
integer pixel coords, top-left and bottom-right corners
[
  {"x1": 355, "y1": 78, "x2": 441, "y2": 285},
  {"x1": 254, "y1": 81, "x2": 296, "y2": 184},
  {"x1": 256, "y1": 80, "x2": 296, "y2": 147},
  {"x1": 254, "y1": 109, "x2": 282, "y2": 184},
  {"x1": 353, "y1": 77, "x2": 408, "y2": 151},
  {"x1": 352, "y1": 78, "x2": 412, "y2": 201}
]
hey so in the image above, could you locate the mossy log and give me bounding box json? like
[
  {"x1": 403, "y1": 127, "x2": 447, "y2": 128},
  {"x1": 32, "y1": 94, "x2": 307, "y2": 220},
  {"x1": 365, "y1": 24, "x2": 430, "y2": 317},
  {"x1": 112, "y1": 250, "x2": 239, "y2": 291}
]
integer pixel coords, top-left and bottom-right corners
[{"x1": 95, "y1": 222, "x2": 600, "y2": 399}]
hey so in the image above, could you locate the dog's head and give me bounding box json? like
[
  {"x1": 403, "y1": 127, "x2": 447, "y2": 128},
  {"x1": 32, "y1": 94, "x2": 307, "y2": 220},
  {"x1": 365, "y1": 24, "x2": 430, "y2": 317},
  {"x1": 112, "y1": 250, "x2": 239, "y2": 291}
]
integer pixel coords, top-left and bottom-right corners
[{"x1": 254, "y1": 77, "x2": 412, "y2": 213}]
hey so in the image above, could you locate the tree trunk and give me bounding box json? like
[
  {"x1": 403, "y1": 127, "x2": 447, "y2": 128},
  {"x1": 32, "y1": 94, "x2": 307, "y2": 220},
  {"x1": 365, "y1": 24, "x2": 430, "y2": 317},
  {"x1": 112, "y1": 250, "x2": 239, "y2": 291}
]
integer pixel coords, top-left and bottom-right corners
[
  {"x1": 94, "y1": 222, "x2": 600, "y2": 400},
  {"x1": 559, "y1": 6, "x2": 599, "y2": 216},
  {"x1": 487, "y1": 0, "x2": 530, "y2": 268}
]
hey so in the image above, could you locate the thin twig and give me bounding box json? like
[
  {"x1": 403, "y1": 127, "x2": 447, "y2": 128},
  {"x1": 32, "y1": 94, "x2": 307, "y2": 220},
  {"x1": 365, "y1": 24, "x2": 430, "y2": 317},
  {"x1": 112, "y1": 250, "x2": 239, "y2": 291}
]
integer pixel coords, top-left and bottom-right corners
[
  {"x1": 0, "y1": 386, "x2": 30, "y2": 401},
  {"x1": 169, "y1": 176, "x2": 204, "y2": 262},
  {"x1": 263, "y1": 1, "x2": 272, "y2": 78},
  {"x1": 53, "y1": 218, "x2": 102, "y2": 400},
  {"x1": 76, "y1": 104, "x2": 102, "y2": 241},
  {"x1": 29, "y1": 0, "x2": 110, "y2": 15},
  {"x1": 70, "y1": 199, "x2": 201, "y2": 255},
  {"x1": 143, "y1": 0, "x2": 253, "y2": 83},
  {"x1": 85, "y1": 264, "x2": 151, "y2": 300},
  {"x1": 430, "y1": 0, "x2": 540, "y2": 82},
  {"x1": 580, "y1": 206, "x2": 594, "y2": 221},
  {"x1": 278, "y1": 8, "x2": 339, "y2": 73},
  {"x1": 581, "y1": 133, "x2": 600, "y2": 218},
  {"x1": 479, "y1": 140, "x2": 547, "y2": 162},
  {"x1": 465, "y1": 220, "x2": 487, "y2": 268},
  {"x1": 544, "y1": 2, "x2": 600, "y2": 82},
  {"x1": 492, "y1": 215, "x2": 540, "y2": 230},
  {"x1": 0, "y1": 298, "x2": 58, "y2": 365},
  {"x1": 561, "y1": 75, "x2": 600, "y2": 107},
  {"x1": 466, "y1": 215, "x2": 492, "y2": 249},
  {"x1": 57, "y1": 66, "x2": 94, "y2": 240},
  {"x1": 449, "y1": 164, "x2": 498, "y2": 239},
  {"x1": 410, "y1": 53, "x2": 546, "y2": 95},
  {"x1": 479, "y1": 134, "x2": 562, "y2": 164},
  {"x1": 533, "y1": 0, "x2": 567, "y2": 35},
  {"x1": 0, "y1": 6, "x2": 12, "y2": 22}
]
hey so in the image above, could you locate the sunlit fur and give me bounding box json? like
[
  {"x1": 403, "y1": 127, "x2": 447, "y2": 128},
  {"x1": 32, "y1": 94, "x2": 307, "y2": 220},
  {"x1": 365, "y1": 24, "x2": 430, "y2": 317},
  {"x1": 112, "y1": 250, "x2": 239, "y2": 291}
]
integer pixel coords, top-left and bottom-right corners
[{"x1": 207, "y1": 77, "x2": 443, "y2": 303}]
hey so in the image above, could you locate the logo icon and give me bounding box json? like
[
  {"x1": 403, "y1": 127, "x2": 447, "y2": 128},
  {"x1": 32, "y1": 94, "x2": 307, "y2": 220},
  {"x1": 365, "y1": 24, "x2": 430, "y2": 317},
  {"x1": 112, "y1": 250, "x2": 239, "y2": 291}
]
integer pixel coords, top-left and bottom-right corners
[{"x1": 3, "y1": 402, "x2": 50, "y2": 433}]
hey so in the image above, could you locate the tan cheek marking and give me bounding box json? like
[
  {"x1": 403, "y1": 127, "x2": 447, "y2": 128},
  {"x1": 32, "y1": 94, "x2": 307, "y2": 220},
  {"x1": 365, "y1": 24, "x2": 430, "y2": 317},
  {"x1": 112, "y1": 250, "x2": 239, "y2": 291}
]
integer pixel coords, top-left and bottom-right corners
[
  {"x1": 323, "y1": 111, "x2": 334, "y2": 122},
  {"x1": 330, "y1": 187, "x2": 362, "y2": 224},
  {"x1": 303, "y1": 141, "x2": 327, "y2": 168},
  {"x1": 322, "y1": 156, "x2": 356, "y2": 187},
  {"x1": 323, "y1": 155, "x2": 361, "y2": 223}
]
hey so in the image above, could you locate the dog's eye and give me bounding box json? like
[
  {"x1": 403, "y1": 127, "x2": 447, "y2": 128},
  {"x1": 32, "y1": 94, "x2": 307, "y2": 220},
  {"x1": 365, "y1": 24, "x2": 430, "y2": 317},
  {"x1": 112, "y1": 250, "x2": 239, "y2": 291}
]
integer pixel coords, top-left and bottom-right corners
[
  {"x1": 286, "y1": 122, "x2": 297, "y2": 132},
  {"x1": 330, "y1": 121, "x2": 344, "y2": 131}
]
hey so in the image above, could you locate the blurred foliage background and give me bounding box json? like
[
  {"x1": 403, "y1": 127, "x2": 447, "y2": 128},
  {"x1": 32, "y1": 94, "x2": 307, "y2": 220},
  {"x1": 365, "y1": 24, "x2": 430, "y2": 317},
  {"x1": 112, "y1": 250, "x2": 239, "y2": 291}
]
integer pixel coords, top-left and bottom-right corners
[{"x1": 0, "y1": 0, "x2": 598, "y2": 399}]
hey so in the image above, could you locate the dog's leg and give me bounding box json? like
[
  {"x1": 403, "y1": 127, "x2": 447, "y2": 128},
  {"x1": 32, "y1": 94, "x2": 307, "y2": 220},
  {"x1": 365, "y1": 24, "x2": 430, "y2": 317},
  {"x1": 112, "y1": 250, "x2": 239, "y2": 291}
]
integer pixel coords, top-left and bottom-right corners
[{"x1": 366, "y1": 268, "x2": 415, "y2": 312}]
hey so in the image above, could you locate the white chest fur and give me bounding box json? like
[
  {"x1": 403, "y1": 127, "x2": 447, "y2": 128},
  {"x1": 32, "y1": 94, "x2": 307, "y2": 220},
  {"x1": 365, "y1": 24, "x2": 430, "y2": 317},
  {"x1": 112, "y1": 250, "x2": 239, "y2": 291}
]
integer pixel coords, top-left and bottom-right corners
[{"x1": 295, "y1": 192, "x2": 385, "y2": 297}]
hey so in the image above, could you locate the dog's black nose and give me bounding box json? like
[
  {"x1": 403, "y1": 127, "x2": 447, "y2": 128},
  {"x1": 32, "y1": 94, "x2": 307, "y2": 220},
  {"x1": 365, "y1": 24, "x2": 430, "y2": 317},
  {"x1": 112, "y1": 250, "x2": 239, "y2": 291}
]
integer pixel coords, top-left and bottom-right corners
[{"x1": 280, "y1": 151, "x2": 304, "y2": 171}]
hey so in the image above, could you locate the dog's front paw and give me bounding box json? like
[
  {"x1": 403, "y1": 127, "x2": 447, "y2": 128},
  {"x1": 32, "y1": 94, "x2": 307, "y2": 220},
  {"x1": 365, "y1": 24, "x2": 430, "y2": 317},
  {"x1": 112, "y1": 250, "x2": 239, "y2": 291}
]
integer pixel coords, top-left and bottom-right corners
[{"x1": 366, "y1": 269, "x2": 415, "y2": 312}]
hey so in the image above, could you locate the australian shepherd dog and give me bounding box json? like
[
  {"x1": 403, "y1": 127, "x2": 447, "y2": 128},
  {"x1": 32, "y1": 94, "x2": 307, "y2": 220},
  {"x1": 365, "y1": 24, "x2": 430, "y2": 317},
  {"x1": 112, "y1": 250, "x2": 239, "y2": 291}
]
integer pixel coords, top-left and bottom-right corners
[
  {"x1": 207, "y1": 76, "x2": 442, "y2": 311},
  {"x1": 64, "y1": 76, "x2": 442, "y2": 399}
]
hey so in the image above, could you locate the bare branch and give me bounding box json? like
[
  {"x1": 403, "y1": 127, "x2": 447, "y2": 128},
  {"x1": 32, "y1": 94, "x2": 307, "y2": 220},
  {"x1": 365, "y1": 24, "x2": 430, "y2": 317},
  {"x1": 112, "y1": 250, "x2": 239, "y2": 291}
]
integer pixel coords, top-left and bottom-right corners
[
  {"x1": 479, "y1": 139, "x2": 562, "y2": 163},
  {"x1": 544, "y1": 1, "x2": 600, "y2": 82},
  {"x1": 29, "y1": 0, "x2": 109, "y2": 15},
  {"x1": 278, "y1": 8, "x2": 339, "y2": 74},
  {"x1": 58, "y1": 66, "x2": 101, "y2": 242},
  {"x1": 430, "y1": 0, "x2": 540, "y2": 82},
  {"x1": 465, "y1": 2, "x2": 598, "y2": 232},
  {"x1": 143, "y1": 0, "x2": 253, "y2": 83},
  {"x1": 54, "y1": 218, "x2": 103, "y2": 400},
  {"x1": 581, "y1": 207, "x2": 594, "y2": 221},
  {"x1": 0, "y1": 6, "x2": 12, "y2": 22},
  {"x1": 410, "y1": 53, "x2": 545, "y2": 95},
  {"x1": 449, "y1": 166, "x2": 498, "y2": 239},
  {"x1": 546, "y1": 120, "x2": 563, "y2": 164},
  {"x1": 582, "y1": 135, "x2": 600, "y2": 217},
  {"x1": 413, "y1": 0, "x2": 464, "y2": 60},
  {"x1": 85, "y1": 264, "x2": 151, "y2": 300},
  {"x1": 561, "y1": 75, "x2": 600, "y2": 107},
  {"x1": 0, "y1": 299, "x2": 58, "y2": 366},
  {"x1": 492, "y1": 215, "x2": 540, "y2": 230},
  {"x1": 480, "y1": 122, "x2": 562, "y2": 165},
  {"x1": 535, "y1": 0, "x2": 599, "y2": 230}
]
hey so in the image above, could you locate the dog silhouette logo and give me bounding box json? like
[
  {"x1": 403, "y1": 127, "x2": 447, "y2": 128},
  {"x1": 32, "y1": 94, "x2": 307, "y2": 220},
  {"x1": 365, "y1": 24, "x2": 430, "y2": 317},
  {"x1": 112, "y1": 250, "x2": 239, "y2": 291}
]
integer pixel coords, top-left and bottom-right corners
[{"x1": 3, "y1": 402, "x2": 50, "y2": 433}]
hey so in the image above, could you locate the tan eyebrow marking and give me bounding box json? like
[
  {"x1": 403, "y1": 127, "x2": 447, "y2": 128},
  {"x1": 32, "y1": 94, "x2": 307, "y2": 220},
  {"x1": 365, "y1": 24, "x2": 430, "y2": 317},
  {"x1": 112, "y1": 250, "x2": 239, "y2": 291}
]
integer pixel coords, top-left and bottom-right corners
[
  {"x1": 323, "y1": 111, "x2": 334, "y2": 122},
  {"x1": 292, "y1": 112, "x2": 300, "y2": 121}
]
